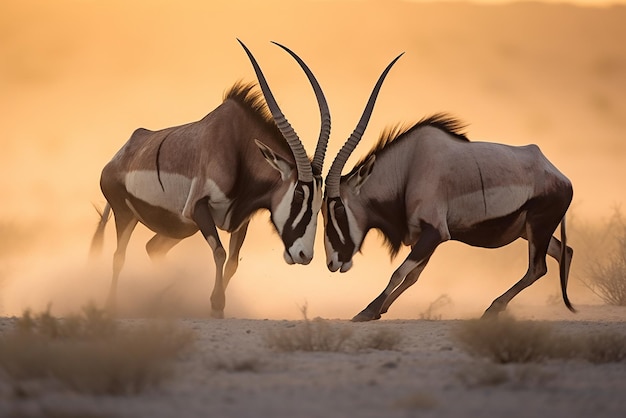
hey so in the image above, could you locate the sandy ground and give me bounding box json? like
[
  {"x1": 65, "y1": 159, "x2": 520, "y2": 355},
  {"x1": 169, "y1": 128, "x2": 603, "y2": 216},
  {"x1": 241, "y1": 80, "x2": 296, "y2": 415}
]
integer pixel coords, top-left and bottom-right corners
[{"x1": 0, "y1": 304, "x2": 624, "y2": 418}]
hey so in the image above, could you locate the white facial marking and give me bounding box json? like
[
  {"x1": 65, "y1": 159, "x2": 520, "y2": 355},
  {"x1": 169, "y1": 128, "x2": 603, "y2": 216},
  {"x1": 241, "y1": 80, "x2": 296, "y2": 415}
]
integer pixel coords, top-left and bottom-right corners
[
  {"x1": 273, "y1": 182, "x2": 297, "y2": 235},
  {"x1": 286, "y1": 184, "x2": 322, "y2": 264},
  {"x1": 343, "y1": 199, "x2": 362, "y2": 251},
  {"x1": 291, "y1": 185, "x2": 310, "y2": 229},
  {"x1": 328, "y1": 200, "x2": 345, "y2": 244}
]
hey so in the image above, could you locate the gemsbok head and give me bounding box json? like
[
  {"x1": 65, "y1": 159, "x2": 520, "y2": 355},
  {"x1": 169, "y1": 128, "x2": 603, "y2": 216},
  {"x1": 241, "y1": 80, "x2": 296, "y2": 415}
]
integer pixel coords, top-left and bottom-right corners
[
  {"x1": 323, "y1": 53, "x2": 575, "y2": 321},
  {"x1": 91, "y1": 40, "x2": 330, "y2": 318}
]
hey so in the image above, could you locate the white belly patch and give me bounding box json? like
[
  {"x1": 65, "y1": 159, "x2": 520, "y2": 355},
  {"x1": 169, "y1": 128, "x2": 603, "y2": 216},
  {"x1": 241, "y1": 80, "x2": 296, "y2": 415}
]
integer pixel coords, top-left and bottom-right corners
[
  {"x1": 124, "y1": 170, "x2": 234, "y2": 229},
  {"x1": 125, "y1": 170, "x2": 193, "y2": 216}
]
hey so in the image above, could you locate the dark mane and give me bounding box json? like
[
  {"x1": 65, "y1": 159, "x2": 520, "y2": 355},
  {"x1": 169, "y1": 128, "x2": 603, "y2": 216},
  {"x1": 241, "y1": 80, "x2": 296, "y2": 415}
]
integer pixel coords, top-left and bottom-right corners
[
  {"x1": 223, "y1": 81, "x2": 275, "y2": 124},
  {"x1": 223, "y1": 81, "x2": 291, "y2": 154},
  {"x1": 348, "y1": 113, "x2": 469, "y2": 177}
]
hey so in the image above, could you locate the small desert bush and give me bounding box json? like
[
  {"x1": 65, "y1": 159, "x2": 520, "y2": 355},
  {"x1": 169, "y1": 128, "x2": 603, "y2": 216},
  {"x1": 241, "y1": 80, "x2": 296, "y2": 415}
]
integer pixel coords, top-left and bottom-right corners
[
  {"x1": 419, "y1": 294, "x2": 452, "y2": 320},
  {"x1": 454, "y1": 316, "x2": 626, "y2": 364},
  {"x1": 265, "y1": 305, "x2": 402, "y2": 352},
  {"x1": 455, "y1": 316, "x2": 554, "y2": 363},
  {"x1": 0, "y1": 304, "x2": 194, "y2": 395},
  {"x1": 356, "y1": 327, "x2": 403, "y2": 351},
  {"x1": 265, "y1": 306, "x2": 353, "y2": 352},
  {"x1": 574, "y1": 210, "x2": 626, "y2": 306}
]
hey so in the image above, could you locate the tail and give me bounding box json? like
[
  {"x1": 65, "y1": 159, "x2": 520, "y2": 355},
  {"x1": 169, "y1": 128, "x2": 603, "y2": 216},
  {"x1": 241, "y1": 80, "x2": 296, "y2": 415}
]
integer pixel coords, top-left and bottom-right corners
[
  {"x1": 89, "y1": 203, "x2": 111, "y2": 259},
  {"x1": 559, "y1": 213, "x2": 576, "y2": 313}
]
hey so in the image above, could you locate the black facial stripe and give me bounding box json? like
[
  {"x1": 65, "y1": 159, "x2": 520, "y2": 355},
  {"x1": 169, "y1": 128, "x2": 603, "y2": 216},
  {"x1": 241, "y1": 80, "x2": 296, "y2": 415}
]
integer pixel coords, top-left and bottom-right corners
[
  {"x1": 281, "y1": 181, "x2": 315, "y2": 248},
  {"x1": 326, "y1": 197, "x2": 355, "y2": 262}
]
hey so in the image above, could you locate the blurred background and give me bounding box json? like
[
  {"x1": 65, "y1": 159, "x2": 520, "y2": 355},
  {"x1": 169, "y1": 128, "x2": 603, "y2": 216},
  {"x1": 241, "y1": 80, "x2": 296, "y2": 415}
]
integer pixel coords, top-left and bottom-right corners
[{"x1": 1, "y1": 0, "x2": 624, "y2": 319}]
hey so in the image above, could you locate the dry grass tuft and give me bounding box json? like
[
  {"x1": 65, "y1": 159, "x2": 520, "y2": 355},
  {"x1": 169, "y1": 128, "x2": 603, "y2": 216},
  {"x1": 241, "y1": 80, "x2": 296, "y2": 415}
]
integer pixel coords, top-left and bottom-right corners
[
  {"x1": 574, "y1": 210, "x2": 626, "y2": 306},
  {"x1": 355, "y1": 327, "x2": 403, "y2": 351},
  {"x1": 582, "y1": 331, "x2": 626, "y2": 363},
  {"x1": 265, "y1": 305, "x2": 353, "y2": 352},
  {"x1": 0, "y1": 304, "x2": 194, "y2": 395},
  {"x1": 419, "y1": 294, "x2": 452, "y2": 320},
  {"x1": 454, "y1": 316, "x2": 554, "y2": 363},
  {"x1": 265, "y1": 305, "x2": 403, "y2": 352},
  {"x1": 454, "y1": 315, "x2": 626, "y2": 364}
]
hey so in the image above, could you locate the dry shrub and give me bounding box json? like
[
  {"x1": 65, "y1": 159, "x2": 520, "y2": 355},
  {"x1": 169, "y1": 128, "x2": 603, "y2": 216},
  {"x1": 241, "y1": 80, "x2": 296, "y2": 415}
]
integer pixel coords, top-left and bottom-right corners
[
  {"x1": 574, "y1": 210, "x2": 626, "y2": 306},
  {"x1": 0, "y1": 304, "x2": 194, "y2": 395},
  {"x1": 419, "y1": 294, "x2": 452, "y2": 320},
  {"x1": 582, "y1": 331, "x2": 626, "y2": 363},
  {"x1": 355, "y1": 327, "x2": 403, "y2": 351},
  {"x1": 265, "y1": 305, "x2": 403, "y2": 352},
  {"x1": 455, "y1": 316, "x2": 554, "y2": 363},
  {"x1": 265, "y1": 306, "x2": 353, "y2": 352},
  {"x1": 454, "y1": 316, "x2": 626, "y2": 364}
]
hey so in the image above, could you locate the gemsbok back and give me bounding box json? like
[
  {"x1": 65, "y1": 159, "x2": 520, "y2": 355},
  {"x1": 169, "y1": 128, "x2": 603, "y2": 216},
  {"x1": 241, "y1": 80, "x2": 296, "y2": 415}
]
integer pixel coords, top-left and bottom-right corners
[
  {"x1": 91, "y1": 40, "x2": 331, "y2": 318},
  {"x1": 322, "y1": 54, "x2": 574, "y2": 321}
]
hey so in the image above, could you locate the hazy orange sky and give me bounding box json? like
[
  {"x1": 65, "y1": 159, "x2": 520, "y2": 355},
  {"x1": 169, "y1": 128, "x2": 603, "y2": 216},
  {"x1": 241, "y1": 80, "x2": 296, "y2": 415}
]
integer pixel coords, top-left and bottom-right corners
[{"x1": 1, "y1": 0, "x2": 624, "y2": 319}]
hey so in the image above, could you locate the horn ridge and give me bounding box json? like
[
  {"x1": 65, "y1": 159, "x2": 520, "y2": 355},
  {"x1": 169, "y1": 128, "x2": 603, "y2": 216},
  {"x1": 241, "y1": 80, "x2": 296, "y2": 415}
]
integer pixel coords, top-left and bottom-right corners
[
  {"x1": 271, "y1": 41, "x2": 331, "y2": 177},
  {"x1": 326, "y1": 52, "x2": 404, "y2": 198},
  {"x1": 238, "y1": 39, "x2": 313, "y2": 182}
]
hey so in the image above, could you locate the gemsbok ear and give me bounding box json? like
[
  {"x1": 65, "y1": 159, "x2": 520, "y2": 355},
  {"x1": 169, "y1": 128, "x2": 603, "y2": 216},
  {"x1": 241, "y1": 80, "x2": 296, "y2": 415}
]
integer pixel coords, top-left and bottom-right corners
[
  {"x1": 255, "y1": 139, "x2": 295, "y2": 181},
  {"x1": 346, "y1": 155, "x2": 376, "y2": 195}
]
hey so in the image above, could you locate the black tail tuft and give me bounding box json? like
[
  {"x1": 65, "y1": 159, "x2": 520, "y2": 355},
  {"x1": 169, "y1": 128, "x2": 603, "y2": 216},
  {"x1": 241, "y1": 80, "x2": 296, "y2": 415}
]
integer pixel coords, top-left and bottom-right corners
[
  {"x1": 89, "y1": 203, "x2": 111, "y2": 259},
  {"x1": 559, "y1": 214, "x2": 576, "y2": 313}
]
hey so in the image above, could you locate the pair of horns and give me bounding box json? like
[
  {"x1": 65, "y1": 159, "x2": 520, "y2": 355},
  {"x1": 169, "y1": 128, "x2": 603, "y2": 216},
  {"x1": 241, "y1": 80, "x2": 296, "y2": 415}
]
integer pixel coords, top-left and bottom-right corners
[
  {"x1": 239, "y1": 39, "x2": 403, "y2": 191},
  {"x1": 325, "y1": 52, "x2": 404, "y2": 198},
  {"x1": 238, "y1": 39, "x2": 330, "y2": 182}
]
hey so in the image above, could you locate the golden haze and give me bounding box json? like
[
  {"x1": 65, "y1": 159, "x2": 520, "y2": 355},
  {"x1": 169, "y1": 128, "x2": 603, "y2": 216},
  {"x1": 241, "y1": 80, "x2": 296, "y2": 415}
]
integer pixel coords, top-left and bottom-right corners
[{"x1": 0, "y1": 0, "x2": 624, "y2": 318}]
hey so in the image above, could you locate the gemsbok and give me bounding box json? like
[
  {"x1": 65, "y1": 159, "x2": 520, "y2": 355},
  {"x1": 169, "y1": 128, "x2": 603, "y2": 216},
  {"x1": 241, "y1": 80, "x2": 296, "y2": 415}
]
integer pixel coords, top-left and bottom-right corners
[
  {"x1": 323, "y1": 54, "x2": 575, "y2": 321},
  {"x1": 91, "y1": 40, "x2": 331, "y2": 317}
]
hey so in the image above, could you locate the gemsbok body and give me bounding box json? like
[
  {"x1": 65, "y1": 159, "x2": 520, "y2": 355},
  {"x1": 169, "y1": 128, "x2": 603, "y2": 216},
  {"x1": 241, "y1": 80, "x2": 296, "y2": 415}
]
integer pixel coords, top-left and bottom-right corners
[
  {"x1": 91, "y1": 41, "x2": 331, "y2": 317},
  {"x1": 323, "y1": 55, "x2": 574, "y2": 321}
]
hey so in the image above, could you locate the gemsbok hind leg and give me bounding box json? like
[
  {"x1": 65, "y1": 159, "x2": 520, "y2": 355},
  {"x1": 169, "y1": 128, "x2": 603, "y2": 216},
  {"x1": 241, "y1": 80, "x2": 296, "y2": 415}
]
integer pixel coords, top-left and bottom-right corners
[
  {"x1": 352, "y1": 225, "x2": 442, "y2": 322},
  {"x1": 108, "y1": 206, "x2": 139, "y2": 312},
  {"x1": 146, "y1": 234, "x2": 182, "y2": 262},
  {"x1": 192, "y1": 198, "x2": 228, "y2": 318},
  {"x1": 482, "y1": 220, "x2": 555, "y2": 318}
]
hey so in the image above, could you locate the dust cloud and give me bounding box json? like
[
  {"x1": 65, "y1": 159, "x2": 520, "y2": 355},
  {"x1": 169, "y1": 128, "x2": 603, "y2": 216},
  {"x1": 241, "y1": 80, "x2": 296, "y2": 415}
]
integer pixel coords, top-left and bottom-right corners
[{"x1": 1, "y1": 0, "x2": 624, "y2": 319}]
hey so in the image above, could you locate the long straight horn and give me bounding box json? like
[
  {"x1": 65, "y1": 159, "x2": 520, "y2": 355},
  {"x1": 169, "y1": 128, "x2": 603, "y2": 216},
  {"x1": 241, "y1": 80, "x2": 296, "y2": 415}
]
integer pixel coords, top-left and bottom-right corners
[
  {"x1": 326, "y1": 53, "x2": 404, "y2": 198},
  {"x1": 271, "y1": 42, "x2": 331, "y2": 177},
  {"x1": 238, "y1": 39, "x2": 313, "y2": 182}
]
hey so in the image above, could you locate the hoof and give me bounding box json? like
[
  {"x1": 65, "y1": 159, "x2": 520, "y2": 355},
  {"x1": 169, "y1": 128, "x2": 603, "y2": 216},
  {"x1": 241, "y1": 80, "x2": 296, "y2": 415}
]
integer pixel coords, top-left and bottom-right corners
[
  {"x1": 211, "y1": 309, "x2": 225, "y2": 319},
  {"x1": 480, "y1": 307, "x2": 503, "y2": 320},
  {"x1": 351, "y1": 310, "x2": 381, "y2": 322}
]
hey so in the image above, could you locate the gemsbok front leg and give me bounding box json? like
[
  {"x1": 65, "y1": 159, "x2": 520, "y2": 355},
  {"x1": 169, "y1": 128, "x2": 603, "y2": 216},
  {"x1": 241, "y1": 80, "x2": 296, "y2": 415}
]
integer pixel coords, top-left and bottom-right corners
[
  {"x1": 223, "y1": 221, "x2": 250, "y2": 290},
  {"x1": 379, "y1": 255, "x2": 432, "y2": 316},
  {"x1": 352, "y1": 225, "x2": 443, "y2": 322},
  {"x1": 192, "y1": 198, "x2": 228, "y2": 319}
]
